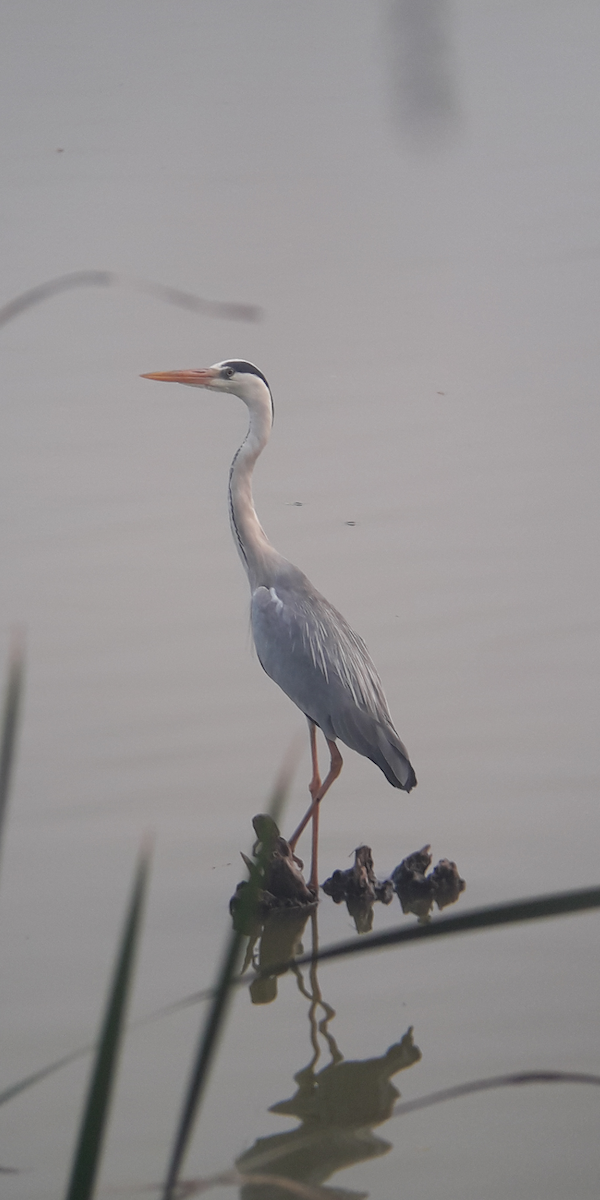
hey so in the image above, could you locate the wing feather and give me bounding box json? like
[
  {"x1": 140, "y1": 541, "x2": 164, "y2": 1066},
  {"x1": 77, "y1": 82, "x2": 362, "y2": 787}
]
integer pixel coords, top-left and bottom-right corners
[{"x1": 250, "y1": 579, "x2": 416, "y2": 791}]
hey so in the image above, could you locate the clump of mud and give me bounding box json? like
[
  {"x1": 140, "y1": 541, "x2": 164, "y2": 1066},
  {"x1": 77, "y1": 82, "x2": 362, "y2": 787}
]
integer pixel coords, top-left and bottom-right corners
[
  {"x1": 230, "y1": 814, "x2": 317, "y2": 928},
  {"x1": 323, "y1": 843, "x2": 465, "y2": 930},
  {"x1": 392, "y1": 845, "x2": 466, "y2": 921},
  {"x1": 230, "y1": 817, "x2": 465, "y2": 933}
]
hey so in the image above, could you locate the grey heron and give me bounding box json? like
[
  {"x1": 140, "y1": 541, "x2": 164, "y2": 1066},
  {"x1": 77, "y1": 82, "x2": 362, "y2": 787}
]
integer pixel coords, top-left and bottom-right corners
[{"x1": 142, "y1": 360, "x2": 416, "y2": 890}]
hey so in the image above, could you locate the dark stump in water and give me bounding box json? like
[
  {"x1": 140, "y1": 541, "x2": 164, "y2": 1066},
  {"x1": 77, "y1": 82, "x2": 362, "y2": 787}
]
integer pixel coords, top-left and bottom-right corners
[
  {"x1": 392, "y1": 845, "x2": 466, "y2": 922},
  {"x1": 230, "y1": 814, "x2": 317, "y2": 929},
  {"x1": 322, "y1": 845, "x2": 394, "y2": 933},
  {"x1": 322, "y1": 843, "x2": 466, "y2": 931},
  {"x1": 323, "y1": 845, "x2": 394, "y2": 905}
]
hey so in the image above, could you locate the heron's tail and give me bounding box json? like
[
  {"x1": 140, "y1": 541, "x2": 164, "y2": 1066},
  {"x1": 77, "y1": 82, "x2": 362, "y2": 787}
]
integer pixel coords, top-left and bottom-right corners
[{"x1": 372, "y1": 724, "x2": 417, "y2": 791}]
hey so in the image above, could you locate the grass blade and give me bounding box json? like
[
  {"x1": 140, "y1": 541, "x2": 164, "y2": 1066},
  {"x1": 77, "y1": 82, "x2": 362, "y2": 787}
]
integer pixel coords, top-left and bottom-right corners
[
  {"x1": 183, "y1": 1168, "x2": 347, "y2": 1198},
  {"x1": 250, "y1": 885, "x2": 600, "y2": 979},
  {"x1": 5, "y1": 887, "x2": 598, "y2": 1115},
  {"x1": 161, "y1": 929, "x2": 246, "y2": 1200},
  {"x1": 0, "y1": 1047, "x2": 93, "y2": 1109},
  {"x1": 391, "y1": 1069, "x2": 600, "y2": 1120},
  {"x1": 0, "y1": 634, "x2": 25, "y2": 884},
  {"x1": 64, "y1": 840, "x2": 151, "y2": 1200},
  {"x1": 0, "y1": 271, "x2": 262, "y2": 330},
  {"x1": 161, "y1": 756, "x2": 294, "y2": 1200}
]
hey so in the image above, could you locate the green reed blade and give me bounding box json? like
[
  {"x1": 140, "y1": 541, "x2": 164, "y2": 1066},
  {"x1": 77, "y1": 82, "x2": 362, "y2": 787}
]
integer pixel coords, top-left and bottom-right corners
[
  {"x1": 160, "y1": 756, "x2": 294, "y2": 1200},
  {"x1": 4, "y1": 885, "x2": 597, "y2": 1119},
  {"x1": 64, "y1": 841, "x2": 151, "y2": 1200},
  {"x1": 391, "y1": 1068, "x2": 600, "y2": 1120},
  {"x1": 252, "y1": 885, "x2": 600, "y2": 979},
  {"x1": 0, "y1": 636, "x2": 25, "y2": 883}
]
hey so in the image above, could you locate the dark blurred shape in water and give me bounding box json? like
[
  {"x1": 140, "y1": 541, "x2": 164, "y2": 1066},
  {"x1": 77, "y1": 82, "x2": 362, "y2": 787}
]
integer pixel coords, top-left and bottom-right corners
[
  {"x1": 0, "y1": 270, "x2": 262, "y2": 330},
  {"x1": 386, "y1": 0, "x2": 460, "y2": 148},
  {"x1": 237, "y1": 1026, "x2": 421, "y2": 1200},
  {"x1": 392, "y1": 845, "x2": 466, "y2": 923},
  {"x1": 236, "y1": 908, "x2": 421, "y2": 1197},
  {"x1": 323, "y1": 845, "x2": 394, "y2": 935}
]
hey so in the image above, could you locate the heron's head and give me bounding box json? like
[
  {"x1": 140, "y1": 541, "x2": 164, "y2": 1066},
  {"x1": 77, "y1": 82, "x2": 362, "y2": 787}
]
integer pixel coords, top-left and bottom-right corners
[{"x1": 141, "y1": 359, "x2": 273, "y2": 419}]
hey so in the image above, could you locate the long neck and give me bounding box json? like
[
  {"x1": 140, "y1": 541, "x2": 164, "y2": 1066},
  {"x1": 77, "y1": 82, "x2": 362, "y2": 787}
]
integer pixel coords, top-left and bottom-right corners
[{"x1": 228, "y1": 388, "x2": 281, "y2": 588}]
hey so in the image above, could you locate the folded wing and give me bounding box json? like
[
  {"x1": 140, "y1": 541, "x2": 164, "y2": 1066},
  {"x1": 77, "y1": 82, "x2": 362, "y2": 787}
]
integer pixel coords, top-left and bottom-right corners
[{"x1": 251, "y1": 579, "x2": 416, "y2": 791}]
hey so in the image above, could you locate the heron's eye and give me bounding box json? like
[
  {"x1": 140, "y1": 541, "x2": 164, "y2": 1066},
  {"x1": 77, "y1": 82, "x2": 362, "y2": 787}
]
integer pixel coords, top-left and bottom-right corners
[{"x1": 224, "y1": 366, "x2": 235, "y2": 379}]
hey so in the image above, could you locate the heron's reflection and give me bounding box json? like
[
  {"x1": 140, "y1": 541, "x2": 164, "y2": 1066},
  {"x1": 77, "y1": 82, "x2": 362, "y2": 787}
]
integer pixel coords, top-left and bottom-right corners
[
  {"x1": 241, "y1": 907, "x2": 313, "y2": 1006},
  {"x1": 236, "y1": 911, "x2": 421, "y2": 1199}
]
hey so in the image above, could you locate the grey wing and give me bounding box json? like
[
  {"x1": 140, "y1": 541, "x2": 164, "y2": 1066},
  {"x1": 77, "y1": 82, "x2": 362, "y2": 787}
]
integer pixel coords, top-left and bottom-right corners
[{"x1": 250, "y1": 582, "x2": 416, "y2": 791}]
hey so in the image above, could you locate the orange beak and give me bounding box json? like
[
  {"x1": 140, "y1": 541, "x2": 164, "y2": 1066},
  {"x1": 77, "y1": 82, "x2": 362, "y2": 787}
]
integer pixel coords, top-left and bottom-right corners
[{"x1": 140, "y1": 368, "x2": 219, "y2": 386}]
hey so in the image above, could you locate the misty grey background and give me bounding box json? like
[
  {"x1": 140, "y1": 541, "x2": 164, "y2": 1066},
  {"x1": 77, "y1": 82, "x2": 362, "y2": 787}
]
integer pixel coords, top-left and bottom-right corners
[{"x1": 1, "y1": 2, "x2": 599, "y2": 1197}]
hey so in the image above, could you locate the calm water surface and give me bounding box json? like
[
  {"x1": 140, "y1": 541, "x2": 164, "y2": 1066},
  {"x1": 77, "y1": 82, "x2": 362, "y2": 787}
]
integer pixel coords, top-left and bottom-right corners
[{"x1": 1, "y1": 3, "x2": 599, "y2": 1197}]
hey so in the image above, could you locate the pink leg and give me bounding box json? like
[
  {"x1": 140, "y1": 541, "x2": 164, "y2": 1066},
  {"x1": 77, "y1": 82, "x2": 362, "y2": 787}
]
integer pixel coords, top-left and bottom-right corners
[
  {"x1": 308, "y1": 719, "x2": 321, "y2": 803},
  {"x1": 289, "y1": 725, "x2": 343, "y2": 890},
  {"x1": 310, "y1": 795, "x2": 320, "y2": 892}
]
